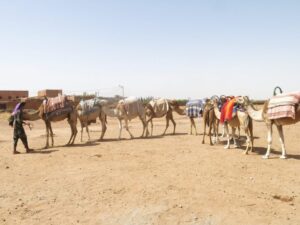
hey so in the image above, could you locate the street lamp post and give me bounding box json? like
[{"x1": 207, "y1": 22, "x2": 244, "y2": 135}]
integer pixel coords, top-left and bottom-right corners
[{"x1": 119, "y1": 85, "x2": 124, "y2": 98}]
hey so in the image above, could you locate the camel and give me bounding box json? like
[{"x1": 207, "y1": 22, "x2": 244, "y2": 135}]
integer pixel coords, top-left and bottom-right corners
[
  {"x1": 38, "y1": 96, "x2": 78, "y2": 148},
  {"x1": 101, "y1": 97, "x2": 149, "y2": 139},
  {"x1": 201, "y1": 99, "x2": 220, "y2": 145},
  {"x1": 76, "y1": 98, "x2": 107, "y2": 142},
  {"x1": 212, "y1": 98, "x2": 254, "y2": 154},
  {"x1": 20, "y1": 98, "x2": 78, "y2": 148},
  {"x1": 239, "y1": 95, "x2": 300, "y2": 159},
  {"x1": 145, "y1": 98, "x2": 185, "y2": 136},
  {"x1": 186, "y1": 99, "x2": 205, "y2": 135}
]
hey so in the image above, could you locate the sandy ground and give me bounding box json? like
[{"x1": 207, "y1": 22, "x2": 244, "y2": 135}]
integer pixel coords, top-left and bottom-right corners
[{"x1": 0, "y1": 113, "x2": 299, "y2": 225}]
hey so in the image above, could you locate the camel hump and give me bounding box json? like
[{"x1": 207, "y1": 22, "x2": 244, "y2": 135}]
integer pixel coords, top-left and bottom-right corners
[{"x1": 273, "y1": 86, "x2": 283, "y2": 96}]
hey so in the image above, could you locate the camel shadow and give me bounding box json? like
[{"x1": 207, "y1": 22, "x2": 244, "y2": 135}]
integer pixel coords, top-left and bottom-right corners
[
  {"x1": 100, "y1": 135, "x2": 165, "y2": 142},
  {"x1": 163, "y1": 132, "x2": 188, "y2": 137},
  {"x1": 27, "y1": 149, "x2": 59, "y2": 154},
  {"x1": 240, "y1": 146, "x2": 300, "y2": 160},
  {"x1": 65, "y1": 142, "x2": 100, "y2": 148}
]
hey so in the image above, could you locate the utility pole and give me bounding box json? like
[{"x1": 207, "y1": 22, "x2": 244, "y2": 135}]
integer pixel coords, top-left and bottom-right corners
[{"x1": 119, "y1": 85, "x2": 124, "y2": 98}]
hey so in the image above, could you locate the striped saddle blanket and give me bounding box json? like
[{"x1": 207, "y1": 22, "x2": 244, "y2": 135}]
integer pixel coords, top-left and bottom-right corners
[
  {"x1": 43, "y1": 95, "x2": 69, "y2": 114},
  {"x1": 267, "y1": 92, "x2": 300, "y2": 119},
  {"x1": 79, "y1": 98, "x2": 101, "y2": 115},
  {"x1": 186, "y1": 99, "x2": 204, "y2": 118},
  {"x1": 149, "y1": 98, "x2": 169, "y2": 117}
]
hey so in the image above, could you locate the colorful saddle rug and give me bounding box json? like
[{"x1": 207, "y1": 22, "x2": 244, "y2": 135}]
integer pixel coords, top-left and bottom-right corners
[
  {"x1": 267, "y1": 92, "x2": 300, "y2": 119},
  {"x1": 220, "y1": 98, "x2": 236, "y2": 123},
  {"x1": 79, "y1": 98, "x2": 101, "y2": 115},
  {"x1": 43, "y1": 95, "x2": 69, "y2": 114},
  {"x1": 186, "y1": 99, "x2": 204, "y2": 118},
  {"x1": 149, "y1": 98, "x2": 169, "y2": 118}
]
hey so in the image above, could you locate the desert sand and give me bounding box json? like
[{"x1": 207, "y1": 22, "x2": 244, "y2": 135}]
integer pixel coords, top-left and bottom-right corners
[{"x1": 0, "y1": 114, "x2": 299, "y2": 225}]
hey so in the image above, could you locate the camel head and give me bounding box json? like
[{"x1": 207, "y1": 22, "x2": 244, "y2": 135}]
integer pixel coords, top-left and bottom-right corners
[
  {"x1": 168, "y1": 100, "x2": 180, "y2": 109},
  {"x1": 236, "y1": 96, "x2": 251, "y2": 107}
]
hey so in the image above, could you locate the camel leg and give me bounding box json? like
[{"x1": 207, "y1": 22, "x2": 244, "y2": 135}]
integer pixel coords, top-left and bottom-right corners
[
  {"x1": 263, "y1": 123, "x2": 273, "y2": 159},
  {"x1": 237, "y1": 126, "x2": 241, "y2": 139},
  {"x1": 124, "y1": 118, "x2": 134, "y2": 139},
  {"x1": 70, "y1": 121, "x2": 78, "y2": 145},
  {"x1": 66, "y1": 122, "x2": 74, "y2": 145},
  {"x1": 221, "y1": 124, "x2": 225, "y2": 138},
  {"x1": 189, "y1": 118, "x2": 192, "y2": 135},
  {"x1": 146, "y1": 117, "x2": 153, "y2": 136},
  {"x1": 141, "y1": 114, "x2": 149, "y2": 137},
  {"x1": 73, "y1": 123, "x2": 78, "y2": 144},
  {"x1": 202, "y1": 116, "x2": 207, "y2": 144},
  {"x1": 86, "y1": 126, "x2": 91, "y2": 141},
  {"x1": 170, "y1": 114, "x2": 176, "y2": 135},
  {"x1": 118, "y1": 119, "x2": 123, "y2": 140},
  {"x1": 162, "y1": 116, "x2": 170, "y2": 136},
  {"x1": 99, "y1": 114, "x2": 107, "y2": 141},
  {"x1": 44, "y1": 121, "x2": 50, "y2": 149},
  {"x1": 191, "y1": 118, "x2": 197, "y2": 135},
  {"x1": 189, "y1": 117, "x2": 193, "y2": 135},
  {"x1": 244, "y1": 128, "x2": 251, "y2": 154},
  {"x1": 224, "y1": 123, "x2": 230, "y2": 149},
  {"x1": 276, "y1": 125, "x2": 287, "y2": 159},
  {"x1": 208, "y1": 120, "x2": 213, "y2": 146},
  {"x1": 139, "y1": 116, "x2": 146, "y2": 138},
  {"x1": 245, "y1": 120, "x2": 254, "y2": 155},
  {"x1": 150, "y1": 119, "x2": 153, "y2": 136},
  {"x1": 80, "y1": 126, "x2": 84, "y2": 142},
  {"x1": 48, "y1": 122, "x2": 54, "y2": 147},
  {"x1": 214, "y1": 120, "x2": 220, "y2": 143},
  {"x1": 232, "y1": 127, "x2": 239, "y2": 148}
]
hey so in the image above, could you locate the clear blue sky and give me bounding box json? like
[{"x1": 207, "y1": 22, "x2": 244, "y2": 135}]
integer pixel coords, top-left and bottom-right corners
[{"x1": 0, "y1": 0, "x2": 299, "y2": 99}]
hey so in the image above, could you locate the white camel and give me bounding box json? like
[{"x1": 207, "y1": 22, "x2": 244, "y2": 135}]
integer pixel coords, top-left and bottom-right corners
[
  {"x1": 101, "y1": 97, "x2": 149, "y2": 139},
  {"x1": 77, "y1": 98, "x2": 107, "y2": 142},
  {"x1": 239, "y1": 95, "x2": 300, "y2": 159}
]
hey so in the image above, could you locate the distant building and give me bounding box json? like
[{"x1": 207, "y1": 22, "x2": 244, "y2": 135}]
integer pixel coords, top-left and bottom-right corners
[
  {"x1": 38, "y1": 89, "x2": 63, "y2": 98},
  {"x1": 0, "y1": 90, "x2": 28, "y2": 101}
]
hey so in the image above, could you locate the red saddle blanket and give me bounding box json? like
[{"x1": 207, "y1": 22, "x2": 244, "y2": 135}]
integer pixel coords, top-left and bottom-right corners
[
  {"x1": 220, "y1": 98, "x2": 236, "y2": 123},
  {"x1": 267, "y1": 92, "x2": 300, "y2": 119},
  {"x1": 43, "y1": 95, "x2": 69, "y2": 114}
]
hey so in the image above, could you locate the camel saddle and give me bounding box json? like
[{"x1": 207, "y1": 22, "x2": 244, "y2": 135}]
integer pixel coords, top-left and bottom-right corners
[
  {"x1": 186, "y1": 99, "x2": 204, "y2": 118},
  {"x1": 267, "y1": 92, "x2": 300, "y2": 119},
  {"x1": 43, "y1": 95, "x2": 70, "y2": 114},
  {"x1": 149, "y1": 98, "x2": 169, "y2": 118},
  {"x1": 220, "y1": 98, "x2": 237, "y2": 123},
  {"x1": 46, "y1": 106, "x2": 73, "y2": 120},
  {"x1": 119, "y1": 97, "x2": 140, "y2": 117},
  {"x1": 79, "y1": 98, "x2": 100, "y2": 116}
]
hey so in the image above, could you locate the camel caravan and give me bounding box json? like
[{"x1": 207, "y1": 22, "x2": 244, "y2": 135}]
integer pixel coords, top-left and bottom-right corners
[{"x1": 10, "y1": 87, "x2": 300, "y2": 159}]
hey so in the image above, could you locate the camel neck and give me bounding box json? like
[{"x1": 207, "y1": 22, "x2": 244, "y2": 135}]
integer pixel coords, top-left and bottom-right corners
[
  {"x1": 213, "y1": 106, "x2": 221, "y2": 120},
  {"x1": 246, "y1": 104, "x2": 264, "y2": 122}
]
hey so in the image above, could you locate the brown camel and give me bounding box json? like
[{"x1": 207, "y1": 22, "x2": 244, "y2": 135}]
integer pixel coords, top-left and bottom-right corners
[
  {"x1": 212, "y1": 98, "x2": 254, "y2": 154},
  {"x1": 145, "y1": 99, "x2": 185, "y2": 136},
  {"x1": 38, "y1": 97, "x2": 78, "y2": 148},
  {"x1": 101, "y1": 97, "x2": 149, "y2": 139},
  {"x1": 76, "y1": 98, "x2": 107, "y2": 142},
  {"x1": 239, "y1": 95, "x2": 300, "y2": 159},
  {"x1": 201, "y1": 99, "x2": 220, "y2": 145}
]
